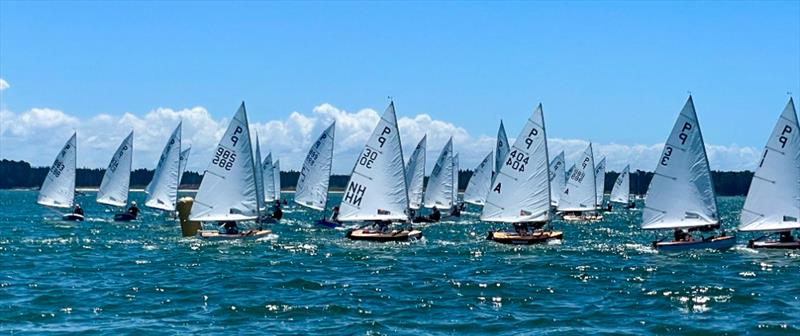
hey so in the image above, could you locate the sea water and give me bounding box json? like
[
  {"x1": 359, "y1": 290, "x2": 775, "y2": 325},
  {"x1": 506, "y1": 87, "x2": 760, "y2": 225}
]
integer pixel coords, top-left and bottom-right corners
[{"x1": 1, "y1": 190, "x2": 798, "y2": 335}]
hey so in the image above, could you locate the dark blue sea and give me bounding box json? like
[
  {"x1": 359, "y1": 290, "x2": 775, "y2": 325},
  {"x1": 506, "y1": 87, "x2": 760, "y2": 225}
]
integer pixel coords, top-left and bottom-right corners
[{"x1": 1, "y1": 190, "x2": 798, "y2": 335}]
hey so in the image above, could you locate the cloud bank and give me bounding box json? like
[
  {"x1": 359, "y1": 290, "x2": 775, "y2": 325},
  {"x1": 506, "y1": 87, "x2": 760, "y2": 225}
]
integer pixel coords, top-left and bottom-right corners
[
  {"x1": 0, "y1": 103, "x2": 760, "y2": 173},
  {"x1": 0, "y1": 78, "x2": 9, "y2": 91}
]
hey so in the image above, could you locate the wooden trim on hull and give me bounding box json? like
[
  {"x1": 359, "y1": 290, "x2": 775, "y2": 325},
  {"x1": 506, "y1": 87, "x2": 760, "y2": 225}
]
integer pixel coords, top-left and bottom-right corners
[
  {"x1": 748, "y1": 240, "x2": 800, "y2": 249},
  {"x1": 197, "y1": 229, "x2": 273, "y2": 240},
  {"x1": 653, "y1": 235, "x2": 736, "y2": 251},
  {"x1": 345, "y1": 229, "x2": 423, "y2": 242},
  {"x1": 486, "y1": 230, "x2": 563, "y2": 245}
]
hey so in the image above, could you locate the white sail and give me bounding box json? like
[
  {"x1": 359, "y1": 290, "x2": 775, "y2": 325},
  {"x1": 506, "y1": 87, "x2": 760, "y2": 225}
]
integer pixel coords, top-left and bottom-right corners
[
  {"x1": 262, "y1": 153, "x2": 276, "y2": 202},
  {"x1": 642, "y1": 96, "x2": 718, "y2": 230},
  {"x1": 739, "y1": 98, "x2": 800, "y2": 232},
  {"x1": 423, "y1": 138, "x2": 454, "y2": 209},
  {"x1": 405, "y1": 135, "x2": 427, "y2": 209},
  {"x1": 178, "y1": 147, "x2": 191, "y2": 185},
  {"x1": 273, "y1": 159, "x2": 281, "y2": 201},
  {"x1": 594, "y1": 157, "x2": 607, "y2": 206},
  {"x1": 495, "y1": 120, "x2": 509, "y2": 175},
  {"x1": 452, "y1": 153, "x2": 460, "y2": 203},
  {"x1": 145, "y1": 123, "x2": 182, "y2": 211},
  {"x1": 481, "y1": 104, "x2": 551, "y2": 223},
  {"x1": 97, "y1": 131, "x2": 134, "y2": 207},
  {"x1": 338, "y1": 102, "x2": 409, "y2": 221},
  {"x1": 463, "y1": 151, "x2": 494, "y2": 206},
  {"x1": 253, "y1": 134, "x2": 266, "y2": 212},
  {"x1": 557, "y1": 143, "x2": 597, "y2": 212},
  {"x1": 38, "y1": 132, "x2": 77, "y2": 208},
  {"x1": 548, "y1": 151, "x2": 566, "y2": 207},
  {"x1": 610, "y1": 164, "x2": 631, "y2": 204},
  {"x1": 189, "y1": 102, "x2": 259, "y2": 221},
  {"x1": 295, "y1": 122, "x2": 336, "y2": 211}
]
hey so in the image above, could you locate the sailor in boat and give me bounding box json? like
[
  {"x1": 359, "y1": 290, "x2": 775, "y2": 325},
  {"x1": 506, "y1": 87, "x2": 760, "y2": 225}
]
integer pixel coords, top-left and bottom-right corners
[
  {"x1": 673, "y1": 229, "x2": 692, "y2": 242},
  {"x1": 128, "y1": 201, "x2": 140, "y2": 218},
  {"x1": 73, "y1": 204, "x2": 84, "y2": 217},
  {"x1": 450, "y1": 204, "x2": 461, "y2": 217},
  {"x1": 329, "y1": 206, "x2": 341, "y2": 224},
  {"x1": 430, "y1": 206, "x2": 441, "y2": 222},
  {"x1": 778, "y1": 231, "x2": 796, "y2": 243},
  {"x1": 219, "y1": 221, "x2": 239, "y2": 234},
  {"x1": 270, "y1": 200, "x2": 283, "y2": 221}
]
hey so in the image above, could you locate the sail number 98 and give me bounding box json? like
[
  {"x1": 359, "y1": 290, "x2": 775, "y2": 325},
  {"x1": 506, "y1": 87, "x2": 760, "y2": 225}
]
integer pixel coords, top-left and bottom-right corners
[
  {"x1": 359, "y1": 148, "x2": 379, "y2": 169},
  {"x1": 505, "y1": 150, "x2": 529, "y2": 172},
  {"x1": 212, "y1": 147, "x2": 236, "y2": 170}
]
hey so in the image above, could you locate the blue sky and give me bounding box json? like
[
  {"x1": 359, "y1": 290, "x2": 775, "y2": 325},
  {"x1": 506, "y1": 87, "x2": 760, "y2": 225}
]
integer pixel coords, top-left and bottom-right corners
[{"x1": 1, "y1": 1, "x2": 798, "y2": 172}]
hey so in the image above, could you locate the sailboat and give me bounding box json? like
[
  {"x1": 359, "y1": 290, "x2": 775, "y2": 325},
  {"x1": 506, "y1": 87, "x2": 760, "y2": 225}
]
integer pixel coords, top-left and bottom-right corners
[
  {"x1": 186, "y1": 102, "x2": 271, "y2": 240},
  {"x1": 253, "y1": 133, "x2": 270, "y2": 223},
  {"x1": 416, "y1": 137, "x2": 454, "y2": 222},
  {"x1": 463, "y1": 151, "x2": 494, "y2": 206},
  {"x1": 272, "y1": 159, "x2": 282, "y2": 202},
  {"x1": 642, "y1": 96, "x2": 734, "y2": 251},
  {"x1": 342, "y1": 101, "x2": 422, "y2": 242},
  {"x1": 451, "y1": 153, "x2": 462, "y2": 216},
  {"x1": 262, "y1": 153, "x2": 276, "y2": 203},
  {"x1": 292, "y1": 123, "x2": 337, "y2": 227},
  {"x1": 594, "y1": 157, "x2": 607, "y2": 210},
  {"x1": 609, "y1": 164, "x2": 634, "y2": 211},
  {"x1": 548, "y1": 151, "x2": 566, "y2": 208},
  {"x1": 484, "y1": 104, "x2": 561, "y2": 244},
  {"x1": 739, "y1": 98, "x2": 800, "y2": 249},
  {"x1": 406, "y1": 136, "x2": 427, "y2": 213},
  {"x1": 97, "y1": 131, "x2": 136, "y2": 221},
  {"x1": 557, "y1": 143, "x2": 602, "y2": 221},
  {"x1": 144, "y1": 123, "x2": 182, "y2": 212},
  {"x1": 38, "y1": 132, "x2": 82, "y2": 221}
]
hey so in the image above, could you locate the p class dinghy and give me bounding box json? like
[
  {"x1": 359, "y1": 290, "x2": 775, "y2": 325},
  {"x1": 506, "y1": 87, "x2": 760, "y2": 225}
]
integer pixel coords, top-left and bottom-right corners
[
  {"x1": 184, "y1": 102, "x2": 272, "y2": 240},
  {"x1": 483, "y1": 104, "x2": 563, "y2": 244},
  {"x1": 557, "y1": 144, "x2": 603, "y2": 222},
  {"x1": 412, "y1": 137, "x2": 454, "y2": 223},
  {"x1": 340, "y1": 101, "x2": 422, "y2": 242},
  {"x1": 405, "y1": 135, "x2": 427, "y2": 214},
  {"x1": 144, "y1": 123, "x2": 183, "y2": 213},
  {"x1": 642, "y1": 96, "x2": 734, "y2": 251},
  {"x1": 608, "y1": 164, "x2": 636, "y2": 211},
  {"x1": 96, "y1": 131, "x2": 138, "y2": 221},
  {"x1": 463, "y1": 151, "x2": 494, "y2": 207},
  {"x1": 38, "y1": 132, "x2": 84, "y2": 221},
  {"x1": 548, "y1": 151, "x2": 566, "y2": 209},
  {"x1": 739, "y1": 98, "x2": 800, "y2": 249},
  {"x1": 291, "y1": 123, "x2": 339, "y2": 228}
]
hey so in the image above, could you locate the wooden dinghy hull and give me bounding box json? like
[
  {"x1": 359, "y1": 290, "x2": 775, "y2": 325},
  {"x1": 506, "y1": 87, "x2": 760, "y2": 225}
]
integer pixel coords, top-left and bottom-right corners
[
  {"x1": 653, "y1": 235, "x2": 736, "y2": 251},
  {"x1": 748, "y1": 240, "x2": 800, "y2": 249},
  {"x1": 345, "y1": 229, "x2": 423, "y2": 242},
  {"x1": 62, "y1": 213, "x2": 84, "y2": 221},
  {"x1": 486, "y1": 230, "x2": 563, "y2": 245},
  {"x1": 197, "y1": 229, "x2": 273, "y2": 240}
]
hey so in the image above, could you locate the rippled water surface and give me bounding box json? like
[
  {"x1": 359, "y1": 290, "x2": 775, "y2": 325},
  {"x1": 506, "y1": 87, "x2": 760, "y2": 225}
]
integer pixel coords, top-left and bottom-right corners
[{"x1": 1, "y1": 190, "x2": 798, "y2": 335}]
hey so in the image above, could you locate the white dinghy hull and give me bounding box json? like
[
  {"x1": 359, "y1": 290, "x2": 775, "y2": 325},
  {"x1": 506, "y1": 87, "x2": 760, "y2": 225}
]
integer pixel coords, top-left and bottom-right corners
[{"x1": 653, "y1": 235, "x2": 736, "y2": 251}]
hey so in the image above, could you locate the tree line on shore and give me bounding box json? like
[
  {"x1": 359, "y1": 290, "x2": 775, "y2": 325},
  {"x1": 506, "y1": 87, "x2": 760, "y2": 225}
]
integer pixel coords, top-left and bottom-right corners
[{"x1": 0, "y1": 159, "x2": 754, "y2": 196}]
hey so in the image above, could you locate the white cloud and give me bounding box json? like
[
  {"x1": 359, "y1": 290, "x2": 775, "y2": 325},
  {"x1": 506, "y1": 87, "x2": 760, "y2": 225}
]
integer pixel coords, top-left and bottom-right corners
[
  {"x1": 0, "y1": 78, "x2": 8, "y2": 91},
  {"x1": 0, "y1": 103, "x2": 761, "y2": 173}
]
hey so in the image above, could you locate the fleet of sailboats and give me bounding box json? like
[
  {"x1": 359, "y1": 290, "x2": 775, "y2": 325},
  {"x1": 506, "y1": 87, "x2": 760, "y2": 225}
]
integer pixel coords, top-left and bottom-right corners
[{"x1": 34, "y1": 96, "x2": 798, "y2": 250}]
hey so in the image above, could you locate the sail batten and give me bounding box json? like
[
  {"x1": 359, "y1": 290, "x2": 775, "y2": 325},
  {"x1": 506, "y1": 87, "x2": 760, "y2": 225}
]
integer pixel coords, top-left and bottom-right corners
[
  {"x1": 295, "y1": 123, "x2": 336, "y2": 211},
  {"x1": 338, "y1": 102, "x2": 409, "y2": 221},
  {"x1": 97, "y1": 131, "x2": 134, "y2": 207},
  {"x1": 145, "y1": 123, "x2": 182, "y2": 211},
  {"x1": 481, "y1": 104, "x2": 551, "y2": 223},
  {"x1": 405, "y1": 136, "x2": 427, "y2": 210},
  {"x1": 189, "y1": 102, "x2": 259, "y2": 222},
  {"x1": 739, "y1": 98, "x2": 800, "y2": 232},
  {"x1": 38, "y1": 133, "x2": 78, "y2": 209},
  {"x1": 642, "y1": 96, "x2": 719, "y2": 230}
]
